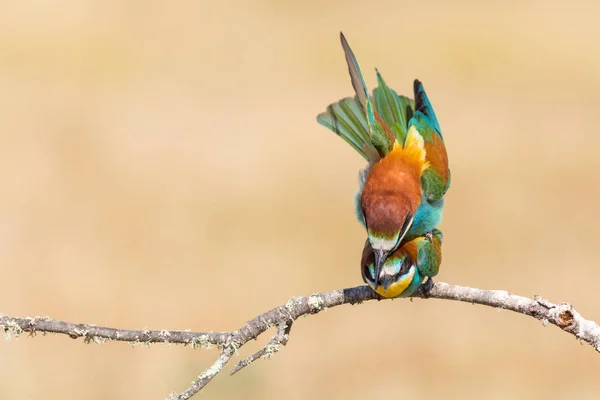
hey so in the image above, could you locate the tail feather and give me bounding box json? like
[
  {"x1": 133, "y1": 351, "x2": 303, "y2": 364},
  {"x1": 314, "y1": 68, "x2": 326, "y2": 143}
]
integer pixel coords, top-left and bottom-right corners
[
  {"x1": 317, "y1": 35, "x2": 447, "y2": 172},
  {"x1": 340, "y1": 33, "x2": 370, "y2": 117},
  {"x1": 339, "y1": 32, "x2": 395, "y2": 153}
]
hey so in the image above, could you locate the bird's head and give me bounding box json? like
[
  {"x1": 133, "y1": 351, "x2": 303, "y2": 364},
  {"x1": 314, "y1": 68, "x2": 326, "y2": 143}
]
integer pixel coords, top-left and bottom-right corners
[
  {"x1": 362, "y1": 196, "x2": 415, "y2": 287},
  {"x1": 361, "y1": 240, "x2": 419, "y2": 298}
]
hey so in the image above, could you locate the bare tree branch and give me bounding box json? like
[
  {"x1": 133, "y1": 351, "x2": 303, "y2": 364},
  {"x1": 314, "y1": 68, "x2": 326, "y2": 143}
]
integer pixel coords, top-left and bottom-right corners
[
  {"x1": 2, "y1": 282, "x2": 599, "y2": 399},
  {"x1": 230, "y1": 321, "x2": 292, "y2": 375},
  {"x1": 169, "y1": 346, "x2": 236, "y2": 400}
]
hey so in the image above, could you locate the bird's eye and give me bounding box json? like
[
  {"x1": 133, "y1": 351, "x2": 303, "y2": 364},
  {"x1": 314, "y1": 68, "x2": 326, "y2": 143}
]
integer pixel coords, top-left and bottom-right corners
[{"x1": 399, "y1": 256, "x2": 413, "y2": 275}]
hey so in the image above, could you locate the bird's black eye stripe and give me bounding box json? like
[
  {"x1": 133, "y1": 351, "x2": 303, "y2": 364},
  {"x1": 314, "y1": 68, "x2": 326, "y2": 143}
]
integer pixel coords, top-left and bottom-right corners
[
  {"x1": 395, "y1": 212, "x2": 413, "y2": 248},
  {"x1": 400, "y1": 257, "x2": 412, "y2": 275}
]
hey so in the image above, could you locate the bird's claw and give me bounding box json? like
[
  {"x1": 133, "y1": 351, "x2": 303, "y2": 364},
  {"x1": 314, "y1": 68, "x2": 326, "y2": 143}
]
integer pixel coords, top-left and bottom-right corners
[{"x1": 419, "y1": 277, "x2": 435, "y2": 298}]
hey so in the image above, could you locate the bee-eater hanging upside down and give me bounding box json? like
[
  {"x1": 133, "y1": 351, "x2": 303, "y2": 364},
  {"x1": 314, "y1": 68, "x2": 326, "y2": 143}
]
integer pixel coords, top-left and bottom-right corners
[{"x1": 317, "y1": 32, "x2": 450, "y2": 296}]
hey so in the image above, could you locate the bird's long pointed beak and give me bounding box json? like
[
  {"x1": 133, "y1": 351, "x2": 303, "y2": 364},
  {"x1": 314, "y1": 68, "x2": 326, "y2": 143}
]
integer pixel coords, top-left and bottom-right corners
[{"x1": 373, "y1": 249, "x2": 388, "y2": 289}]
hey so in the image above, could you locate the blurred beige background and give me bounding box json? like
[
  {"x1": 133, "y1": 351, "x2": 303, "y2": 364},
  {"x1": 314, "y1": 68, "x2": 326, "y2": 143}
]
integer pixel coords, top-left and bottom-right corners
[{"x1": 1, "y1": 0, "x2": 599, "y2": 398}]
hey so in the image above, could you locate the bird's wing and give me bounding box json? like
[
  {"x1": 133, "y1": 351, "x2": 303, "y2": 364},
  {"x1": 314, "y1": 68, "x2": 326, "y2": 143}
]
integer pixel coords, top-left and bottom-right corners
[
  {"x1": 410, "y1": 80, "x2": 450, "y2": 201},
  {"x1": 372, "y1": 70, "x2": 415, "y2": 145},
  {"x1": 317, "y1": 97, "x2": 379, "y2": 161}
]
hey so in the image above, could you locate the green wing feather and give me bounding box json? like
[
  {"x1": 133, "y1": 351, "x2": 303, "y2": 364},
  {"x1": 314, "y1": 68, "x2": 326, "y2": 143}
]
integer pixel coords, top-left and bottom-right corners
[
  {"x1": 316, "y1": 33, "x2": 450, "y2": 197},
  {"x1": 415, "y1": 229, "x2": 443, "y2": 278},
  {"x1": 337, "y1": 32, "x2": 394, "y2": 158},
  {"x1": 372, "y1": 70, "x2": 414, "y2": 145},
  {"x1": 318, "y1": 33, "x2": 401, "y2": 161},
  {"x1": 316, "y1": 97, "x2": 378, "y2": 161}
]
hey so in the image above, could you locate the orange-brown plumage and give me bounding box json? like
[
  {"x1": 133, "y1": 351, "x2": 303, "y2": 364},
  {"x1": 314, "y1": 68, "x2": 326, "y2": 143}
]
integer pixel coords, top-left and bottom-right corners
[
  {"x1": 398, "y1": 238, "x2": 419, "y2": 261},
  {"x1": 423, "y1": 132, "x2": 450, "y2": 183},
  {"x1": 400, "y1": 233, "x2": 442, "y2": 266},
  {"x1": 360, "y1": 143, "x2": 424, "y2": 238}
]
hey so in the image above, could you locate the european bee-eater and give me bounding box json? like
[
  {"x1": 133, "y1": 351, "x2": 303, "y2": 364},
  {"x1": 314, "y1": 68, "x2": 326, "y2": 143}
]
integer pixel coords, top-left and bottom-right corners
[
  {"x1": 317, "y1": 33, "x2": 450, "y2": 289},
  {"x1": 361, "y1": 229, "x2": 442, "y2": 298}
]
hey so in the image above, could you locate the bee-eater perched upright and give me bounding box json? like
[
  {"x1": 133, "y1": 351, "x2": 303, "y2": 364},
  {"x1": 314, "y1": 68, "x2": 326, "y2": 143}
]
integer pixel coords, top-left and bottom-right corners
[
  {"x1": 317, "y1": 32, "x2": 450, "y2": 296},
  {"x1": 361, "y1": 230, "x2": 443, "y2": 298}
]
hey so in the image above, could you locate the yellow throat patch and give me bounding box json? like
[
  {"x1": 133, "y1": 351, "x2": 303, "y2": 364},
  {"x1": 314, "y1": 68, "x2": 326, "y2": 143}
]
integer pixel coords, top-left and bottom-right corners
[{"x1": 375, "y1": 265, "x2": 416, "y2": 298}]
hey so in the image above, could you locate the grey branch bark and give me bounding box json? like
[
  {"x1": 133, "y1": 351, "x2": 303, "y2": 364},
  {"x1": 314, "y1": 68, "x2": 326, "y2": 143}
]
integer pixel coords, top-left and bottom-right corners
[{"x1": 2, "y1": 282, "x2": 599, "y2": 399}]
